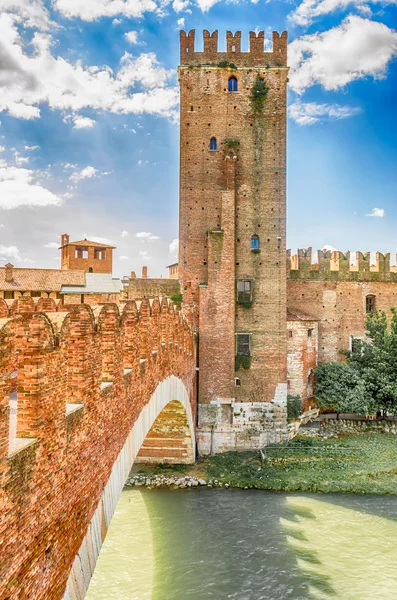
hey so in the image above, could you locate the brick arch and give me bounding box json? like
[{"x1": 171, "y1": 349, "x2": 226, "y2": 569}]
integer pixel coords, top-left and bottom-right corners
[
  {"x1": 64, "y1": 375, "x2": 195, "y2": 600},
  {"x1": 0, "y1": 298, "x2": 8, "y2": 318}
]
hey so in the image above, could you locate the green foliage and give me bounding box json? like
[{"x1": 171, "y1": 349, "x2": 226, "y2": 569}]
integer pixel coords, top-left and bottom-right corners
[
  {"x1": 250, "y1": 76, "x2": 269, "y2": 112},
  {"x1": 170, "y1": 292, "x2": 183, "y2": 310},
  {"x1": 235, "y1": 355, "x2": 251, "y2": 371},
  {"x1": 217, "y1": 60, "x2": 237, "y2": 69},
  {"x1": 287, "y1": 395, "x2": 303, "y2": 420},
  {"x1": 314, "y1": 361, "x2": 369, "y2": 416},
  {"x1": 224, "y1": 139, "x2": 240, "y2": 149},
  {"x1": 346, "y1": 308, "x2": 397, "y2": 416}
]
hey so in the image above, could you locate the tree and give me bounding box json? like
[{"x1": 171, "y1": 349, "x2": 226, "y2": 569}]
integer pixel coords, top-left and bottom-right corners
[
  {"x1": 346, "y1": 308, "x2": 397, "y2": 416},
  {"x1": 314, "y1": 362, "x2": 369, "y2": 418}
]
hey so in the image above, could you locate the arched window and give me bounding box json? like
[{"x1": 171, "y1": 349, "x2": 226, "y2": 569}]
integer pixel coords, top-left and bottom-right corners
[
  {"x1": 251, "y1": 234, "x2": 260, "y2": 251},
  {"x1": 228, "y1": 77, "x2": 238, "y2": 92},
  {"x1": 366, "y1": 294, "x2": 375, "y2": 314},
  {"x1": 88, "y1": 267, "x2": 93, "y2": 273},
  {"x1": 209, "y1": 137, "x2": 217, "y2": 151}
]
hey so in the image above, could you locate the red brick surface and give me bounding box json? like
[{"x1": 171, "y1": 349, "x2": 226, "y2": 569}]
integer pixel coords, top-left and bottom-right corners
[{"x1": 0, "y1": 298, "x2": 196, "y2": 599}]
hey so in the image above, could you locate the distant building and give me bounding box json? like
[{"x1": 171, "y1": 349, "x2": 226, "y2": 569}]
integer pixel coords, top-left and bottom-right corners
[
  {"x1": 167, "y1": 263, "x2": 179, "y2": 279},
  {"x1": 0, "y1": 263, "x2": 84, "y2": 300},
  {"x1": 127, "y1": 266, "x2": 180, "y2": 300},
  {"x1": 59, "y1": 234, "x2": 115, "y2": 274}
]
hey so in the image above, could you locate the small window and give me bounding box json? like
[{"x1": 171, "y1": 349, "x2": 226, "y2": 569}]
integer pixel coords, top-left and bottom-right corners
[
  {"x1": 31, "y1": 291, "x2": 41, "y2": 298},
  {"x1": 308, "y1": 328, "x2": 313, "y2": 338},
  {"x1": 288, "y1": 330, "x2": 293, "y2": 338},
  {"x1": 366, "y1": 295, "x2": 375, "y2": 314},
  {"x1": 4, "y1": 291, "x2": 14, "y2": 300},
  {"x1": 75, "y1": 246, "x2": 88, "y2": 259},
  {"x1": 236, "y1": 333, "x2": 251, "y2": 356},
  {"x1": 88, "y1": 267, "x2": 93, "y2": 273},
  {"x1": 228, "y1": 77, "x2": 238, "y2": 92},
  {"x1": 209, "y1": 137, "x2": 217, "y2": 151},
  {"x1": 94, "y1": 248, "x2": 106, "y2": 260},
  {"x1": 231, "y1": 45, "x2": 236, "y2": 53},
  {"x1": 237, "y1": 279, "x2": 252, "y2": 304},
  {"x1": 251, "y1": 234, "x2": 260, "y2": 251}
]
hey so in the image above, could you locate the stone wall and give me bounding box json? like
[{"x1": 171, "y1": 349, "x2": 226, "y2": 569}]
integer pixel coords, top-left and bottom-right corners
[
  {"x1": 127, "y1": 277, "x2": 180, "y2": 300},
  {"x1": 317, "y1": 418, "x2": 397, "y2": 435},
  {"x1": 0, "y1": 298, "x2": 196, "y2": 599}
]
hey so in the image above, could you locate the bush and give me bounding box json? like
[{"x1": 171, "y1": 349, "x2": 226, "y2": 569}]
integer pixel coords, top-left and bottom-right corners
[{"x1": 287, "y1": 395, "x2": 303, "y2": 420}]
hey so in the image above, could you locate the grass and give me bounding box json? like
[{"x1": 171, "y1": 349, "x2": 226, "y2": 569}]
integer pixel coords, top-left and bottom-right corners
[{"x1": 136, "y1": 433, "x2": 397, "y2": 495}]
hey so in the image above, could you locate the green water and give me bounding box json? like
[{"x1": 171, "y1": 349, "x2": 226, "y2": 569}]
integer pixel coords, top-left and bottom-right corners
[{"x1": 86, "y1": 489, "x2": 397, "y2": 599}]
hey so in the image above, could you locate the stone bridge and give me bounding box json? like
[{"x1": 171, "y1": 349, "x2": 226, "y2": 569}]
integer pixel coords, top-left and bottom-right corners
[{"x1": 0, "y1": 298, "x2": 196, "y2": 599}]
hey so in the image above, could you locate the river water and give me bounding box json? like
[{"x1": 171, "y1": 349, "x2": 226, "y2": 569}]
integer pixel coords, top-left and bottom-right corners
[{"x1": 86, "y1": 488, "x2": 397, "y2": 600}]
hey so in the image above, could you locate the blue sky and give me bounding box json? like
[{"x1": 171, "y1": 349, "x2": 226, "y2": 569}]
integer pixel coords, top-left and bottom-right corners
[{"x1": 0, "y1": 0, "x2": 396, "y2": 277}]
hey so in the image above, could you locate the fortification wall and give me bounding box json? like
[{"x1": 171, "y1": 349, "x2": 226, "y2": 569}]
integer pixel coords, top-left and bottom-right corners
[
  {"x1": 127, "y1": 278, "x2": 180, "y2": 300},
  {"x1": 0, "y1": 299, "x2": 196, "y2": 600},
  {"x1": 287, "y1": 248, "x2": 397, "y2": 363}
]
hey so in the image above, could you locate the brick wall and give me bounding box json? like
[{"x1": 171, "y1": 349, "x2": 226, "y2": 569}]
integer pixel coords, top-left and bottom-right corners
[
  {"x1": 61, "y1": 244, "x2": 113, "y2": 274},
  {"x1": 287, "y1": 319, "x2": 318, "y2": 398},
  {"x1": 127, "y1": 277, "x2": 180, "y2": 300},
  {"x1": 0, "y1": 298, "x2": 196, "y2": 599}
]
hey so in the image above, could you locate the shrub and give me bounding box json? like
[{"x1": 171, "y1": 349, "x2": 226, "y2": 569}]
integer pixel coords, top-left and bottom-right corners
[{"x1": 287, "y1": 395, "x2": 303, "y2": 420}]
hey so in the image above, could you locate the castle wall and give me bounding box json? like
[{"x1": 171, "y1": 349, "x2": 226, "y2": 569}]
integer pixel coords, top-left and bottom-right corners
[
  {"x1": 127, "y1": 277, "x2": 180, "y2": 300},
  {"x1": 179, "y1": 30, "x2": 289, "y2": 452},
  {"x1": 0, "y1": 300, "x2": 196, "y2": 599},
  {"x1": 287, "y1": 319, "x2": 318, "y2": 399}
]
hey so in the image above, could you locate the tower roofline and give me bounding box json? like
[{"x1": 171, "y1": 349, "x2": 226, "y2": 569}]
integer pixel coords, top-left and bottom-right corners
[{"x1": 180, "y1": 29, "x2": 287, "y2": 67}]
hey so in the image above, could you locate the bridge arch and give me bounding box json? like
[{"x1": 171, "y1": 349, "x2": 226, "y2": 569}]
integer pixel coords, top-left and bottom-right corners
[{"x1": 64, "y1": 374, "x2": 195, "y2": 600}]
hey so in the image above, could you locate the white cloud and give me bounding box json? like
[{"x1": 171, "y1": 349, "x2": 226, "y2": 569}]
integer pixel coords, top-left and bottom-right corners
[
  {"x1": 176, "y1": 17, "x2": 186, "y2": 28},
  {"x1": 289, "y1": 16, "x2": 397, "y2": 94},
  {"x1": 322, "y1": 244, "x2": 338, "y2": 253},
  {"x1": 1, "y1": 0, "x2": 51, "y2": 30},
  {"x1": 0, "y1": 15, "x2": 179, "y2": 123},
  {"x1": 53, "y1": 0, "x2": 159, "y2": 20},
  {"x1": 13, "y1": 151, "x2": 29, "y2": 166},
  {"x1": 174, "y1": 0, "x2": 189, "y2": 14},
  {"x1": 44, "y1": 242, "x2": 59, "y2": 248},
  {"x1": 70, "y1": 166, "x2": 97, "y2": 182},
  {"x1": 0, "y1": 146, "x2": 5, "y2": 153},
  {"x1": 366, "y1": 207, "x2": 385, "y2": 217},
  {"x1": 72, "y1": 116, "x2": 96, "y2": 129},
  {"x1": 121, "y1": 230, "x2": 129, "y2": 238},
  {"x1": 125, "y1": 31, "x2": 138, "y2": 44},
  {"x1": 0, "y1": 244, "x2": 20, "y2": 262},
  {"x1": 24, "y1": 145, "x2": 39, "y2": 150},
  {"x1": 169, "y1": 238, "x2": 179, "y2": 257},
  {"x1": 0, "y1": 224, "x2": 5, "y2": 227},
  {"x1": 136, "y1": 231, "x2": 160, "y2": 240},
  {"x1": 289, "y1": 0, "x2": 396, "y2": 26},
  {"x1": 139, "y1": 250, "x2": 151, "y2": 260},
  {"x1": 288, "y1": 101, "x2": 361, "y2": 125},
  {"x1": 0, "y1": 161, "x2": 63, "y2": 210},
  {"x1": 119, "y1": 255, "x2": 129, "y2": 260}
]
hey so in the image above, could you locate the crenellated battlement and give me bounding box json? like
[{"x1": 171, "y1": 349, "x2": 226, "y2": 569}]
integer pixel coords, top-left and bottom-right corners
[
  {"x1": 288, "y1": 248, "x2": 397, "y2": 281},
  {"x1": 179, "y1": 29, "x2": 287, "y2": 67}
]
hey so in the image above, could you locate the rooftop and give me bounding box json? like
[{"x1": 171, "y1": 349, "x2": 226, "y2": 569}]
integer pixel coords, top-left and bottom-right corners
[
  {"x1": 0, "y1": 267, "x2": 85, "y2": 292},
  {"x1": 61, "y1": 273, "x2": 123, "y2": 294},
  {"x1": 59, "y1": 238, "x2": 116, "y2": 249}
]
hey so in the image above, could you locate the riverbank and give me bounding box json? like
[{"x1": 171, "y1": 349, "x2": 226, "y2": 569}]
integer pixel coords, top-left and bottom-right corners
[{"x1": 127, "y1": 433, "x2": 397, "y2": 495}]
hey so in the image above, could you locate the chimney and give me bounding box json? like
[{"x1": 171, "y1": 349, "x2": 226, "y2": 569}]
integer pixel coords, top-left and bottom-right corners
[
  {"x1": 130, "y1": 271, "x2": 136, "y2": 278},
  {"x1": 142, "y1": 266, "x2": 148, "y2": 279},
  {"x1": 61, "y1": 233, "x2": 70, "y2": 246},
  {"x1": 5, "y1": 263, "x2": 13, "y2": 283}
]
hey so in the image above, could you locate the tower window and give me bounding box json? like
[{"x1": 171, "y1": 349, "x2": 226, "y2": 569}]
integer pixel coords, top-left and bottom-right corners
[
  {"x1": 209, "y1": 137, "x2": 217, "y2": 151},
  {"x1": 94, "y1": 248, "x2": 106, "y2": 260},
  {"x1": 308, "y1": 328, "x2": 313, "y2": 338},
  {"x1": 236, "y1": 333, "x2": 251, "y2": 356},
  {"x1": 237, "y1": 279, "x2": 253, "y2": 304},
  {"x1": 366, "y1": 295, "x2": 376, "y2": 313},
  {"x1": 288, "y1": 330, "x2": 293, "y2": 338},
  {"x1": 228, "y1": 77, "x2": 238, "y2": 92},
  {"x1": 251, "y1": 234, "x2": 260, "y2": 251}
]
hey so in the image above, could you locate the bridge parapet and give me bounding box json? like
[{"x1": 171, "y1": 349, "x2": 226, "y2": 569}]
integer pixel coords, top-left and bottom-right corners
[{"x1": 0, "y1": 298, "x2": 196, "y2": 600}]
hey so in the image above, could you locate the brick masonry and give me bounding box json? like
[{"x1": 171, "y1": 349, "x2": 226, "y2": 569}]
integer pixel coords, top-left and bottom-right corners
[
  {"x1": 178, "y1": 29, "x2": 289, "y2": 452},
  {"x1": 0, "y1": 298, "x2": 196, "y2": 599}
]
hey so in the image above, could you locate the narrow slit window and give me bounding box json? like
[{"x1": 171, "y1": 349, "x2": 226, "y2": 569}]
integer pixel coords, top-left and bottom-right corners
[
  {"x1": 228, "y1": 77, "x2": 238, "y2": 92},
  {"x1": 209, "y1": 137, "x2": 217, "y2": 151},
  {"x1": 251, "y1": 234, "x2": 260, "y2": 251},
  {"x1": 236, "y1": 333, "x2": 251, "y2": 356}
]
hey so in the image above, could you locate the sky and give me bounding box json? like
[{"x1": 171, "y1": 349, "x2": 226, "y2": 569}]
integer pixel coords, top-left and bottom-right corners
[{"x1": 0, "y1": 0, "x2": 396, "y2": 278}]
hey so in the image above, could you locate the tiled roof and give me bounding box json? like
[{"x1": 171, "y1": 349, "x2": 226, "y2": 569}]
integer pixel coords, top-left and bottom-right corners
[
  {"x1": 287, "y1": 309, "x2": 318, "y2": 322},
  {"x1": 0, "y1": 267, "x2": 85, "y2": 292},
  {"x1": 61, "y1": 273, "x2": 122, "y2": 294},
  {"x1": 59, "y1": 238, "x2": 116, "y2": 249}
]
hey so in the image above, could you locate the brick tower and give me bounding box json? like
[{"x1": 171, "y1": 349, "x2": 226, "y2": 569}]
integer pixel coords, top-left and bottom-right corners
[{"x1": 178, "y1": 29, "x2": 289, "y2": 453}]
